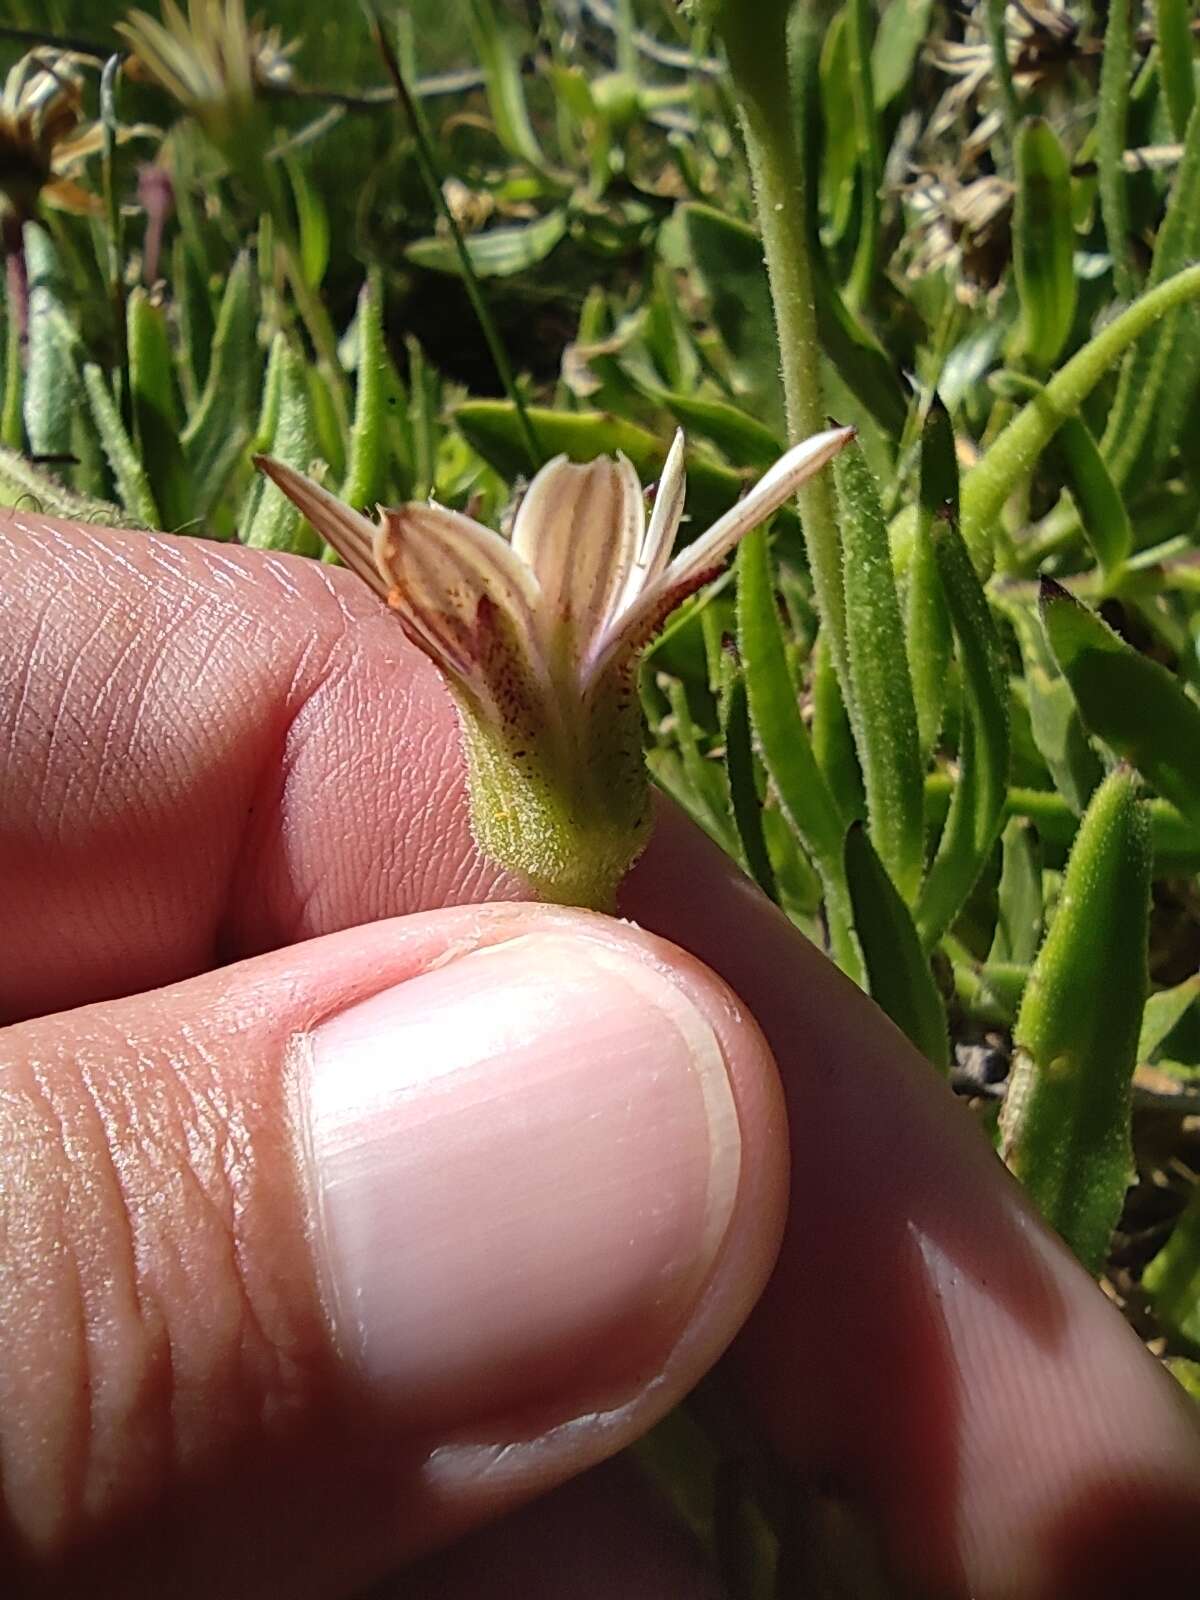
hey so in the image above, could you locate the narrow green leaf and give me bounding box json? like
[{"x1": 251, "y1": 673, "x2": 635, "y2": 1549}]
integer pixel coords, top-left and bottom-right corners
[
  {"x1": 454, "y1": 401, "x2": 798, "y2": 535},
  {"x1": 811, "y1": 628, "x2": 865, "y2": 825},
  {"x1": 465, "y1": 0, "x2": 547, "y2": 168},
  {"x1": 23, "y1": 225, "x2": 80, "y2": 458},
  {"x1": 82, "y1": 363, "x2": 160, "y2": 528},
  {"x1": 1097, "y1": 0, "x2": 1137, "y2": 302},
  {"x1": 915, "y1": 512, "x2": 1010, "y2": 948},
  {"x1": 845, "y1": 822, "x2": 948, "y2": 1071},
  {"x1": 1101, "y1": 97, "x2": 1200, "y2": 489},
  {"x1": 1011, "y1": 603, "x2": 1103, "y2": 815},
  {"x1": 341, "y1": 269, "x2": 387, "y2": 516},
  {"x1": 871, "y1": 0, "x2": 933, "y2": 111},
  {"x1": 909, "y1": 401, "x2": 955, "y2": 763},
  {"x1": 245, "y1": 341, "x2": 319, "y2": 555},
  {"x1": 736, "y1": 527, "x2": 861, "y2": 981},
  {"x1": 406, "y1": 210, "x2": 568, "y2": 280},
  {"x1": 180, "y1": 252, "x2": 258, "y2": 512},
  {"x1": 1, "y1": 291, "x2": 21, "y2": 449},
  {"x1": 634, "y1": 385, "x2": 781, "y2": 468},
  {"x1": 284, "y1": 154, "x2": 331, "y2": 291},
  {"x1": 1155, "y1": 0, "x2": 1195, "y2": 143},
  {"x1": 846, "y1": 0, "x2": 883, "y2": 309},
  {"x1": 1012, "y1": 118, "x2": 1076, "y2": 370},
  {"x1": 982, "y1": 0, "x2": 1020, "y2": 137},
  {"x1": 1050, "y1": 413, "x2": 1131, "y2": 578},
  {"x1": 835, "y1": 440, "x2": 924, "y2": 901},
  {"x1": 723, "y1": 674, "x2": 778, "y2": 900},
  {"x1": 988, "y1": 818, "x2": 1043, "y2": 967},
  {"x1": 660, "y1": 674, "x2": 736, "y2": 854},
  {"x1": 1001, "y1": 767, "x2": 1150, "y2": 1275},
  {"x1": 1040, "y1": 579, "x2": 1200, "y2": 831},
  {"x1": 128, "y1": 286, "x2": 194, "y2": 531}
]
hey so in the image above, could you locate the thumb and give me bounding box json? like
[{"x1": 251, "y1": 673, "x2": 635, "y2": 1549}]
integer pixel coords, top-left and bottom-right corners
[{"x1": 0, "y1": 902, "x2": 785, "y2": 1599}]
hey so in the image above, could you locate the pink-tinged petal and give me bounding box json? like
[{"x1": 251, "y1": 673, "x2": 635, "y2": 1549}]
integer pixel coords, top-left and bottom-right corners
[
  {"x1": 373, "y1": 502, "x2": 548, "y2": 706},
  {"x1": 253, "y1": 455, "x2": 383, "y2": 596},
  {"x1": 615, "y1": 427, "x2": 687, "y2": 618},
  {"x1": 510, "y1": 452, "x2": 645, "y2": 660},
  {"x1": 587, "y1": 427, "x2": 855, "y2": 691}
]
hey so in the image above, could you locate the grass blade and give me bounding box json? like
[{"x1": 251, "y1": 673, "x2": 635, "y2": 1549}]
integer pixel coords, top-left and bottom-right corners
[
  {"x1": 723, "y1": 673, "x2": 778, "y2": 900},
  {"x1": 1012, "y1": 119, "x2": 1076, "y2": 370},
  {"x1": 1097, "y1": 0, "x2": 1137, "y2": 302},
  {"x1": 81, "y1": 362, "x2": 159, "y2": 527}
]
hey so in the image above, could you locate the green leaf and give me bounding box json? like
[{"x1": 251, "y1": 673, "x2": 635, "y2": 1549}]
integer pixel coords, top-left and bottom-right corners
[
  {"x1": 736, "y1": 527, "x2": 861, "y2": 981},
  {"x1": 1097, "y1": 0, "x2": 1137, "y2": 302},
  {"x1": 811, "y1": 628, "x2": 865, "y2": 825},
  {"x1": 723, "y1": 673, "x2": 778, "y2": 900},
  {"x1": 941, "y1": 261, "x2": 1200, "y2": 571},
  {"x1": 1145, "y1": 1190, "x2": 1200, "y2": 1354},
  {"x1": 835, "y1": 440, "x2": 924, "y2": 901},
  {"x1": 1156, "y1": 0, "x2": 1196, "y2": 141},
  {"x1": 988, "y1": 818, "x2": 1043, "y2": 967},
  {"x1": 0, "y1": 444, "x2": 120, "y2": 521},
  {"x1": 633, "y1": 384, "x2": 781, "y2": 468},
  {"x1": 845, "y1": 822, "x2": 948, "y2": 1071},
  {"x1": 406, "y1": 209, "x2": 568, "y2": 279},
  {"x1": 341, "y1": 269, "x2": 388, "y2": 516},
  {"x1": 453, "y1": 401, "x2": 798, "y2": 535},
  {"x1": 670, "y1": 204, "x2": 786, "y2": 436},
  {"x1": 1101, "y1": 97, "x2": 1200, "y2": 490},
  {"x1": 871, "y1": 0, "x2": 933, "y2": 111},
  {"x1": 915, "y1": 511, "x2": 1010, "y2": 948},
  {"x1": 1, "y1": 290, "x2": 22, "y2": 449},
  {"x1": 660, "y1": 673, "x2": 736, "y2": 855},
  {"x1": 846, "y1": 0, "x2": 883, "y2": 309},
  {"x1": 128, "y1": 286, "x2": 195, "y2": 532},
  {"x1": 1050, "y1": 413, "x2": 1131, "y2": 578},
  {"x1": 465, "y1": 0, "x2": 547, "y2": 168},
  {"x1": 1040, "y1": 579, "x2": 1200, "y2": 831},
  {"x1": 1012, "y1": 118, "x2": 1076, "y2": 370},
  {"x1": 81, "y1": 363, "x2": 160, "y2": 528},
  {"x1": 1011, "y1": 604, "x2": 1103, "y2": 815},
  {"x1": 1138, "y1": 975, "x2": 1200, "y2": 1064},
  {"x1": 180, "y1": 252, "x2": 258, "y2": 515},
  {"x1": 245, "y1": 340, "x2": 320, "y2": 555},
  {"x1": 284, "y1": 154, "x2": 331, "y2": 291},
  {"x1": 23, "y1": 225, "x2": 81, "y2": 459},
  {"x1": 908, "y1": 401, "x2": 955, "y2": 763},
  {"x1": 1001, "y1": 767, "x2": 1151, "y2": 1275}
]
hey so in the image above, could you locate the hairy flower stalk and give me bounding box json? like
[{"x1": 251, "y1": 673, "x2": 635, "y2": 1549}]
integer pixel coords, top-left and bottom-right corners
[{"x1": 257, "y1": 428, "x2": 852, "y2": 908}]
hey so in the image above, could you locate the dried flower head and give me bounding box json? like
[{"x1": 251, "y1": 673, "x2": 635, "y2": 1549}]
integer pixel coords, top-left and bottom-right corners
[
  {"x1": 257, "y1": 428, "x2": 853, "y2": 907},
  {"x1": 0, "y1": 50, "x2": 104, "y2": 231}
]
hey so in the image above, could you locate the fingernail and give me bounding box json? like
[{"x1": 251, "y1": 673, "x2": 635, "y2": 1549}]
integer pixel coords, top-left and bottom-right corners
[{"x1": 302, "y1": 931, "x2": 741, "y2": 1431}]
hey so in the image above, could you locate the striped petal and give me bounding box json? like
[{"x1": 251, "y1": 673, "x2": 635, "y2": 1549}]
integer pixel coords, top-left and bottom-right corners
[
  {"x1": 510, "y1": 451, "x2": 645, "y2": 666},
  {"x1": 588, "y1": 426, "x2": 855, "y2": 688}
]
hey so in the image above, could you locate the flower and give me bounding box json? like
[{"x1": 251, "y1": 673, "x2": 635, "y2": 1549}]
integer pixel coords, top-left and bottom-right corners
[
  {"x1": 256, "y1": 426, "x2": 853, "y2": 907},
  {"x1": 0, "y1": 50, "x2": 104, "y2": 232},
  {"x1": 118, "y1": 0, "x2": 296, "y2": 160}
]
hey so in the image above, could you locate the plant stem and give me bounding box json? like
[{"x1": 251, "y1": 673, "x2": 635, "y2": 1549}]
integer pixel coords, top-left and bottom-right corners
[
  {"x1": 370, "y1": 8, "x2": 541, "y2": 472},
  {"x1": 717, "y1": 2, "x2": 848, "y2": 684}
]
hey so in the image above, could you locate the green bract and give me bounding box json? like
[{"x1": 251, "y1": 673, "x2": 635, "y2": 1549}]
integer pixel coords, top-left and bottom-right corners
[{"x1": 258, "y1": 427, "x2": 852, "y2": 909}]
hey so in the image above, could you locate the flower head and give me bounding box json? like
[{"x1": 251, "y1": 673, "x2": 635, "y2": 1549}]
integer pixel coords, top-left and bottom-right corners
[
  {"x1": 0, "y1": 51, "x2": 104, "y2": 231},
  {"x1": 257, "y1": 427, "x2": 853, "y2": 907},
  {"x1": 119, "y1": 0, "x2": 296, "y2": 159}
]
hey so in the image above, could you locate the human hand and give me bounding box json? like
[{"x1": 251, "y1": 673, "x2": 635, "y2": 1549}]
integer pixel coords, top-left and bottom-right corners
[{"x1": 2, "y1": 513, "x2": 1198, "y2": 1598}]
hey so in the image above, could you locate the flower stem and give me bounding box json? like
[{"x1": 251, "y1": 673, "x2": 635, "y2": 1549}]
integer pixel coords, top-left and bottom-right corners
[{"x1": 717, "y1": 2, "x2": 848, "y2": 686}]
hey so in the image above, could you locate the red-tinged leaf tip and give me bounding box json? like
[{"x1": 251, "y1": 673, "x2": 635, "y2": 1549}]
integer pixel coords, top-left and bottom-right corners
[{"x1": 1039, "y1": 575, "x2": 1074, "y2": 606}]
